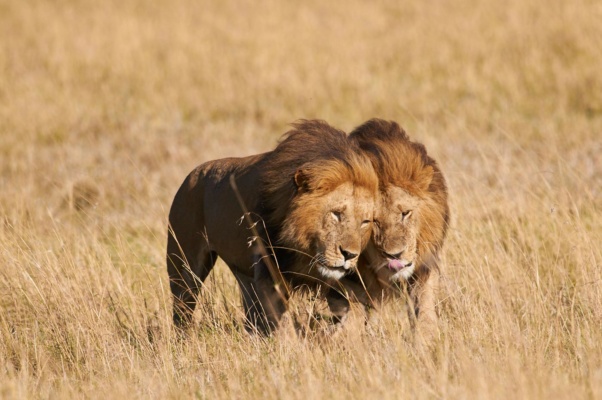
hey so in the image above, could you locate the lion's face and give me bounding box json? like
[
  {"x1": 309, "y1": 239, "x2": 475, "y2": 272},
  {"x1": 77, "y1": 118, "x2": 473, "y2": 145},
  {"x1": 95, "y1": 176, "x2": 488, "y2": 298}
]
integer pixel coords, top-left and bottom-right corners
[
  {"x1": 365, "y1": 185, "x2": 422, "y2": 281},
  {"x1": 313, "y1": 182, "x2": 375, "y2": 280},
  {"x1": 284, "y1": 181, "x2": 375, "y2": 281}
]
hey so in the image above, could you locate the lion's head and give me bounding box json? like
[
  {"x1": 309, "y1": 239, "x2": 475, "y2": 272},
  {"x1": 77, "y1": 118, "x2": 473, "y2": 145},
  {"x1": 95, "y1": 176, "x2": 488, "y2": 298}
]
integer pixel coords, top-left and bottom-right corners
[
  {"x1": 349, "y1": 119, "x2": 449, "y2": 282},
  {"x1": 262, "y1": 120, "x2": 379, "y2": 280}
]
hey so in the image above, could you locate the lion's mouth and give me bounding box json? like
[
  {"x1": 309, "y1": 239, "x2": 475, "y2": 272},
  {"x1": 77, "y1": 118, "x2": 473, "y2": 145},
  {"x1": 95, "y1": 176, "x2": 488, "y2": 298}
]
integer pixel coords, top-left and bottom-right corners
[
  {"x1": 317, "y1": 264, "x2": 347, "y2": 280},
  {"x1": 387, "y1": 259, "x2": 413, "y2": 272},
  {"x1": 379, "y1": 257, "x2": 415, "y2": 281},
  {"x1": 380, "y1": 251, "x2": 413, "y2": 272},
  {"x1": 311, "y1": 253, "x2": 350, "y2": 280}
]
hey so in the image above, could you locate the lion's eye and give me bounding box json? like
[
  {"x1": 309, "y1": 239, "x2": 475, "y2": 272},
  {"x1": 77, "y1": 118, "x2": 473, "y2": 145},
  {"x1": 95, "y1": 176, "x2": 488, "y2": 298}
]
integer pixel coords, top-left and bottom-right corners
[
  {"x1": 361, "y1": 220, "x2": 371, "y2": 228},
  {"x1": 331, "y1": 211, "x2": 342, "y2": 222},
  {"x1": 401, "y1": 210, "x2": 412, "y2": 221}
]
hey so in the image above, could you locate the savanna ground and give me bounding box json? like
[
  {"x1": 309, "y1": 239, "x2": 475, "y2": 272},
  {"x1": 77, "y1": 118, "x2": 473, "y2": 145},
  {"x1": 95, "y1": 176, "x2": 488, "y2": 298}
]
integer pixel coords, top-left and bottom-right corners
[{"x1": 1, "y1": 0, "x2": 601, "y2": 398}]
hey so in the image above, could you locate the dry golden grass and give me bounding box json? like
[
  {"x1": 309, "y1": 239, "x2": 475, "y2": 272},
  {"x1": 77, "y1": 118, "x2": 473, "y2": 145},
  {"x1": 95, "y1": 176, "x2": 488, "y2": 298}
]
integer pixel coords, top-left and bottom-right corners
[{"x1": 1, "y1": 0, "x2": 601, "y2": 398}]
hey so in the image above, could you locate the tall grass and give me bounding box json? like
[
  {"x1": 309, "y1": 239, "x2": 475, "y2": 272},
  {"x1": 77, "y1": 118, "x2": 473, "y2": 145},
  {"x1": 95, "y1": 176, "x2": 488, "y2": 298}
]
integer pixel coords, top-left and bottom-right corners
[{"x1": 1, "y1": 0, "x2": 601, "y2": 398}]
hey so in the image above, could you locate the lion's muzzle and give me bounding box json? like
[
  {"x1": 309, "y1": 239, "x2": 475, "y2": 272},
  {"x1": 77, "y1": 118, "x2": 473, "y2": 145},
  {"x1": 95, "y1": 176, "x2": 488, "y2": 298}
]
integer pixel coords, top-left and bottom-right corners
[{"x1": 387, "y1": 259, "x2": 413, "y2": 272}]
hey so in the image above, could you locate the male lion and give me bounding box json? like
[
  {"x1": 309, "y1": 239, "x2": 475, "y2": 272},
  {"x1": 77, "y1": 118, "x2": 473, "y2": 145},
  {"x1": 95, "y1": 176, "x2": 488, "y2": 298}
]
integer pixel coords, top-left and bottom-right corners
[
  {"x1": 167, "y1": 120, "x2": 378, "y2": 335},
  {"x1": 327, "y1": 119, "x2": 449, "y2": 337}
]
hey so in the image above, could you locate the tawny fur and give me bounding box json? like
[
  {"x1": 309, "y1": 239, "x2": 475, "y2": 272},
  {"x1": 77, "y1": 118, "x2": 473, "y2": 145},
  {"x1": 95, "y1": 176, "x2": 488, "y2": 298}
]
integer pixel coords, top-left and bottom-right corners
[
  {"x1": 329, "y1": 119, "x2": 450, "y2": 338},
  {"x1": 166, "y1": 120, "x2": 378, "y2": 335}
]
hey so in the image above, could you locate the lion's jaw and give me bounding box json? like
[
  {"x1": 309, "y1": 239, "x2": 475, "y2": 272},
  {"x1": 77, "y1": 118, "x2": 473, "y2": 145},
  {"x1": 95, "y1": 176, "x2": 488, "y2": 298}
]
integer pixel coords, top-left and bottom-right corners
[
  {"x1": 282, "y1": 182, "x2": 374, "y2": 280},
  {"x1": 317, "y1": 265, "x2": 347, "y2": 281},
  {"x1": 369, "y1": 185, "x2": 421, "y2": 282}
]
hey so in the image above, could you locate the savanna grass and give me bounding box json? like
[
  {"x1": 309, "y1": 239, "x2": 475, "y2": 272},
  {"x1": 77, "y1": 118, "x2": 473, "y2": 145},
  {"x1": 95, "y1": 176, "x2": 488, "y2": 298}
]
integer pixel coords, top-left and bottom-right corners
[{"x1": 1, "y1": 0, "x2": 600, "y2": 398}]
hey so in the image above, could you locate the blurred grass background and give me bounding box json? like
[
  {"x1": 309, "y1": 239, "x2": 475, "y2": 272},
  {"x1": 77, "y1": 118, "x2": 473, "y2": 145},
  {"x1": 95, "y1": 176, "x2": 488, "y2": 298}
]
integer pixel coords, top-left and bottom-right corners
[{"x1": 0, "y1": 0, "x2": 601, "y2": 398}]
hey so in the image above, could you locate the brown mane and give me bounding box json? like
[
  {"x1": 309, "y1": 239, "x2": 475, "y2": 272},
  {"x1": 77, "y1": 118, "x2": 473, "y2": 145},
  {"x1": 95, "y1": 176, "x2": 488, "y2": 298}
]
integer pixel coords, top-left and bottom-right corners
[
  {"x1": 261, "y1": 119, "x2": 378, "y2": 231},
  {"x1": 349, "y1": 118, "x2": 450, "y2": 256}
]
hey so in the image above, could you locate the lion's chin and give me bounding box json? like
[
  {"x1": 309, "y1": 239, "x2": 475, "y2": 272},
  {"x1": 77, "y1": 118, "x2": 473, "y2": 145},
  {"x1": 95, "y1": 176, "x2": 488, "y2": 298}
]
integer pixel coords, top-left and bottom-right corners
[
  {"x1": 388, "y1": 262, "x2": 415, "y2": 281},
  {"x1": 317, "y1": 265, "x2": 347, "y2": 281},
  {"x1": 375, "y1": 259, "x2": 415, "y2": 282}
]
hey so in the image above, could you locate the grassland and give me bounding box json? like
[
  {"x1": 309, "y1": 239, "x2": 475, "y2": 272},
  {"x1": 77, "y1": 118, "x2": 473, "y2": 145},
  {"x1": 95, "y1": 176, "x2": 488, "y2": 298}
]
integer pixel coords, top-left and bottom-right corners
[{"x1": 1, "y1": 0, "x2": 601, "y2": 398}]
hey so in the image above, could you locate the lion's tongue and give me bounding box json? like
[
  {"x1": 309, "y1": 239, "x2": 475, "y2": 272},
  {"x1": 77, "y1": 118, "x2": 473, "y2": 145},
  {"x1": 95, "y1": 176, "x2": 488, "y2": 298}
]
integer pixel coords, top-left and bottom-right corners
[{"x1": 388, "y1": 259, "x2": 405, "y2": 271}]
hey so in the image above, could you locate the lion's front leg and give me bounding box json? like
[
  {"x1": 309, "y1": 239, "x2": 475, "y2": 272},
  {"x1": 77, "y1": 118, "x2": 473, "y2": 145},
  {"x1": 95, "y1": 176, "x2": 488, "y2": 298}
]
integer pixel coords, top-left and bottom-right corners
[
  {"x1": 407, "y1": 263, "x2": 439, "y2": 340},
  {"x1": 255, "y1": 275, "x2": 288, "y2": 335},
  {"x1": 237, "y1": 258, "x2": 288, "y2": 335},
  {"x1": 325, "y1": 287, "x2": 351, "y2": 327}
]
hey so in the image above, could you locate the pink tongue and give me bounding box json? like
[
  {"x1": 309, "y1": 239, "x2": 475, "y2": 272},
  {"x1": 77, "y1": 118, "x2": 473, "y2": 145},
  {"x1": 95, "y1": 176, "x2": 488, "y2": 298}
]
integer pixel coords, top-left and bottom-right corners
[{"x1": 388, "y1": 259, "x2": 404, "y2": 271}]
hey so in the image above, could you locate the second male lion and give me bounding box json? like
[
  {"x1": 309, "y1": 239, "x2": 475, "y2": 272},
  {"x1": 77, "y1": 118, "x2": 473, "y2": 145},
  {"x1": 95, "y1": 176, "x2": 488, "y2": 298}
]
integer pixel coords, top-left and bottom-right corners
[
  {"x1": 167, "y1": 120, "x2": 378, "y2": 335},
  {"x1": 328, "y1": 119, "x2": 449, "y2": 337}
]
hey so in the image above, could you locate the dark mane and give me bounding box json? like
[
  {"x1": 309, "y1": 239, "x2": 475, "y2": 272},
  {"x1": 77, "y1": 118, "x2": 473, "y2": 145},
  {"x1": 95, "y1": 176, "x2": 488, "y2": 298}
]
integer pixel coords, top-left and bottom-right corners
[
  {"x1": 261, "y1": 119, "x2": 377, "y2": 228},
  {"x1": 349, "y1": 119, "x2": 441, "y2": 197},
  {"x1": 349, "y1": 118, "x2": 450, "y2": 253}
]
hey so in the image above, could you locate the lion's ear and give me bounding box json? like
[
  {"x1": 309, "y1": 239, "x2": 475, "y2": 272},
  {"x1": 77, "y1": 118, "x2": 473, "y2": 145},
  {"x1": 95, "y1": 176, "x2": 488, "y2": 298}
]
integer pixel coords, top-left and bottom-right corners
[
  {"x1": 294, "y1": 169, "x2": 310, "y2": 191},
  {"x1": 416, "y1": 165, "x2": 434, "y2": 191}
]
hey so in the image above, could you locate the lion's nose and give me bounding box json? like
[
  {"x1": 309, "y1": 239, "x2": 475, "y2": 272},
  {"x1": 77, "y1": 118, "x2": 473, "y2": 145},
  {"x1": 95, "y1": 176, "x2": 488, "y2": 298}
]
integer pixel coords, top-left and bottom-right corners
[{"x1": 339, "y1": 247, "x2": 358, "y2": 261}]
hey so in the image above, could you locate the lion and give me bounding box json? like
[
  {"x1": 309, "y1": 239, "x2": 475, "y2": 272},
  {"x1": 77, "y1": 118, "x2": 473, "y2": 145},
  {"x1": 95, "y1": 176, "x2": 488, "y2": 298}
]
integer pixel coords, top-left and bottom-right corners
[
  {"x1": 326, "y1": 119, "x2": 449, "y2": 337},
  {"x1": 166, "y1": 120, "x2": 378, "y2": 335}
]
